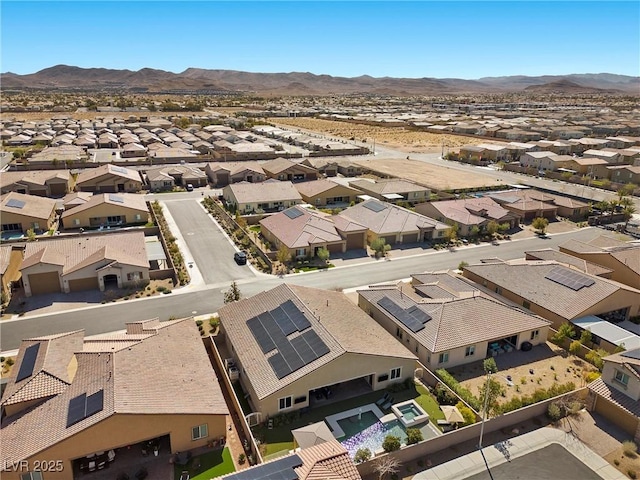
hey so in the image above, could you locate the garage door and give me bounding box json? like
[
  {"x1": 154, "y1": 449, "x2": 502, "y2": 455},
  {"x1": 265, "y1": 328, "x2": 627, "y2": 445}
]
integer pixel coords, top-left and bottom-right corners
[
  {"x1": 402, "y1": 233, "x2": 419, "y2": 244},
  {"x1": 49, "y1": 183, "x2": 67, "y2": 196},
  {"x1": 327, "y1": 243, "x2": 343, "y2": 253},
  {"x1": 346, "y1": 233, "x2": 365, "y2": 250},
  {"x1": 28, "y1": 272, "x2": 61, "y2": 295},
  {"x1": 68, "y1": 277, "x2": 99, "y2": 292},
  {"x1": 381, "y1": 235, "x2": 396, "y2": 245}
]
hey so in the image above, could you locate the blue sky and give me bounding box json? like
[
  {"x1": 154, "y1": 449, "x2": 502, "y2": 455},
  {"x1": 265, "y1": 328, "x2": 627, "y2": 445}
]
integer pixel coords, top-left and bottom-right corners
[{"x1": 1, "y1": 1, "x2": 638, "y2": 78}]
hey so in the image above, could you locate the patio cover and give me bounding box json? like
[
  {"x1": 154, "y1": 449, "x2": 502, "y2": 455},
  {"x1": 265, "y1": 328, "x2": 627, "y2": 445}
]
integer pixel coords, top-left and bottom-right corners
[
  {"x1": 382, "y1": 193, "x2": 403, "y2": 200},
  {"x1": 441, "y1": 405, "x2": 465, "y2": 424},
  {"x1": 292, "y1": 421, "x2": 335, "y2": 449}
]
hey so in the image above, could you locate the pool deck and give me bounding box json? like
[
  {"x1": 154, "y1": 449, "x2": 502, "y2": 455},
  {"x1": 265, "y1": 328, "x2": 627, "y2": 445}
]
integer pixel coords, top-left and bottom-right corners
[{"x1": 414, "y1": 427, "x2": 625, "y2": 480}]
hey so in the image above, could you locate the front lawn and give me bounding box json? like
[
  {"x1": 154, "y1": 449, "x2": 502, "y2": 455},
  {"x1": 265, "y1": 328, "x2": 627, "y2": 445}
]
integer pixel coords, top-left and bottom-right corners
[{"x1": 174, "y1": 448, "x2": 235, "y2": 480}]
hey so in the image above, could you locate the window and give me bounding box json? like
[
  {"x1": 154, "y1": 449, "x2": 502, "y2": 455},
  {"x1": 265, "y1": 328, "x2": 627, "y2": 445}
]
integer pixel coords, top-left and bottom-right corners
[
  {"x1": 135, "y1": 214, "x2": 141, "y2": 221},
  {"x1": 294, "y1": 395, "x2": 307, "y2": 404},
  {"x1": 191, "y1": 424, "x2": 208, "y2": 440},
  {"x1": 296, "y1": 248, "x2": 305, "y2": 257},
  {"x1": 2, "y1": 223, "x2": 21, "y2": 231},
  {"x1": 530, "y1": 330, "x2": 539, "y2": 340},
  {"x1": 74, "y1": 218, "x2": 80, "y2": 226},
  {"x1": 438, "y1": 352, "x2": 449, "y2": 364},
  {"x1": 396, "y1": 327, "x2": 403, "y2": 340},
  {"x1": 390, "y1": 367, "x2": 401, "y2": 380},
  {"x1": 21, "y1": 473, "x2": 43, "y2": 480},
  {"x1": 32, "y1": 222, "x2": 40, "y2": 230},
  {"x1": 465, "y1": 345, "x2": 475, "y2": 357},
  {"x1": 523, "y1": 301, "x2": 531, "y2": 309},
  {"x1": 378, "y1": 373, "x2": 389, "y2": 382},
  {"x1": 127, "y1": 272, "x2": 142, "y2": 282},
  {"x1": 614, "y1": 370, "x2": 629, "y2": 387},
  {"x1": 279, "y1": 396, "x2": 292, "y2": 411}
]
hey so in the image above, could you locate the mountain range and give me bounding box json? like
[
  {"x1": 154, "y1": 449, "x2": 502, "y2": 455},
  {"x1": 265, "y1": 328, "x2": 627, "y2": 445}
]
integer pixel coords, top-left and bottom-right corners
[{"x1": 1, "y1": 65, "x2": 638, "y2": 95}]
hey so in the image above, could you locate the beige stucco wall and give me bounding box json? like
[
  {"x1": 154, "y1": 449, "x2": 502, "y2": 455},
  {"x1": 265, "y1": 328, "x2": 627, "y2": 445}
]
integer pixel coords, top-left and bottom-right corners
[
  {"x1": 602, "y1": 361, "x2": 640, "y2": 401},
  {"x1": 78, "y1": 176, "x2": 142, "y2": 192},
  {"x1": 1, "y1": 209, "x2": 56, "y2": 233},
  {"x1": 2, "y1": 413, "x2": 226, "y2": 480},
  {"x1": 63, "y1": 204, "x2": 149, "y2": 228},
  {"x1": 300, "y1": 185, "x2": 359, "y2": 207}
]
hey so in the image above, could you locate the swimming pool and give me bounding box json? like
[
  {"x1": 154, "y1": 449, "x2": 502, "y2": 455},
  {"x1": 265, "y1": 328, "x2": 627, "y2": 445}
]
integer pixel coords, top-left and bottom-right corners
[
  {"x1": 338, "y1": 413, "x2": 408, "y2": 457},
  {"x1": 392, "y1": 399, "x2": 429, "y2": 427}
]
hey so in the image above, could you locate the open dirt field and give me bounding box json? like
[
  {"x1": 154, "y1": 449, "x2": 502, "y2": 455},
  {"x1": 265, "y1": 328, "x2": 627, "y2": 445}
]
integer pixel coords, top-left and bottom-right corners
[
  {"x1": 450, "y1": 342, "x2": 598, "y2": 405},
  {"x1": 271, "y1": 117, "x2": 482, "y2": 153}
]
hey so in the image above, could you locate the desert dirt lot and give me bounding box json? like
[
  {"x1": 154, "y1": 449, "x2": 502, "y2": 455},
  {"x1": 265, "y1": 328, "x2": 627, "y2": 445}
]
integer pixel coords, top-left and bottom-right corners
[{"x1": 449, "y1": 342, "x2": 598, "y2": 405}]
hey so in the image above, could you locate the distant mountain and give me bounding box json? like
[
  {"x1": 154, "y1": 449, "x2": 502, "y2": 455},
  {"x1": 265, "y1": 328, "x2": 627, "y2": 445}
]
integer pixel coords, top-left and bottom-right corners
[{"x1": 1, "y1": 65, "x2": 638, "y2": 95}]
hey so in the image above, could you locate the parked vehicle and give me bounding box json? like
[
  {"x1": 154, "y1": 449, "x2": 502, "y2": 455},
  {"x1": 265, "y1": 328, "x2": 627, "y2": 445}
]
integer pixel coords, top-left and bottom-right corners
[{"x1": 234, "y1": 251, "x2": 247, "y2": 265}]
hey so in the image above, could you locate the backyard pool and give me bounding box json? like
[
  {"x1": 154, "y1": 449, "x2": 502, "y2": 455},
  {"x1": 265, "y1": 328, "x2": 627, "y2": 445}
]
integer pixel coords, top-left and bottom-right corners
[
  {"x1": 392, "y1": 399, "x2": 429, "y2": 427},
  {"x1": 338, "y1": 412, "x2": 409, "y2": 457}
]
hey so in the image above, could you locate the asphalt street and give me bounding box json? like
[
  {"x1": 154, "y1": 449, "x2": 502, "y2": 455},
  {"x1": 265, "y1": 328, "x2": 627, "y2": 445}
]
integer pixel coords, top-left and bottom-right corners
[{"x1": 0, "y1": 227, "x2": 602, "y2": 351}]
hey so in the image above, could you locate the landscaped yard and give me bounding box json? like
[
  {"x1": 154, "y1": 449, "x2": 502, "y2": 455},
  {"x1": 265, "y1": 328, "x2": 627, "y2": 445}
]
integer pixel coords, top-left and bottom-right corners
[
  {"x1": 173, "y1": 447, "x2": 234, "y2": 480},
  {"x1": 252, "y1": 380, "x2": 445, "y2": 458},
  {"x1": 448, "y1": 342, "x2": 599, "y2": 406}
]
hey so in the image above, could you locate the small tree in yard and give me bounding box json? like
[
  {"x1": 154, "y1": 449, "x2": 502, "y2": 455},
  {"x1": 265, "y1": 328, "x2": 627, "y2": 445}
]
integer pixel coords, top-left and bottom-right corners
[
  {"x1": 371, "y1": 238, "x2": 391, "y2": 258},
  {"x1": 478, "y1": 377, "x2": 505, "y2": 416},
  {"x1": 223, "y1": 281, "x2": 241, "y2": 304},
  {"x1": 382, "y1": 434, "x2": 401, "y2": 453},
  {"x1": 532, "y1": 217, "x2": 549, "y2": 235},
  {"x1": 483, "y1": 357, "x2": 498, "y2": 374},
  {"x1": 26, "y1": 228, "x2": 36, "y2": 241},
  {"x1": 569, "y1": 340, "x2": 582, "y2": 355},
  {"x1": 276, "y1": 244, "x2": 291, "y2": 265},
  {"x1": 456, "y1": 401, "x2": 477, "y2": 425},
  {"x1": 444, "y1": 222, "x2": 458, "y2": 243},
  {"x1": 354, "y1": 448, "x2": 371, "y2": 463},
  {"x1": 552, "y1": 322, "x2": 575, "y2": 344},
  {"x1": 485, "y1": 220, "x2": 499, "y2": 238},
  {"x1": 406, "y1": 428, "x2": 423, "y2": 445},
  {"x1": 316, "y1": 247, "x2": 330, "y2": 263},
  {"x1": 458, "y1": 261, "x2": 469, "y2": 271},
  {"x1": 470, "y1": 225, "x2": 480, "y2": 239},
  {"x1": 373, "y1": 456, "x2": 401, "y2": 480},
  {"x1": 580, "y1": 329, "x2": 592, "y2": 346}
]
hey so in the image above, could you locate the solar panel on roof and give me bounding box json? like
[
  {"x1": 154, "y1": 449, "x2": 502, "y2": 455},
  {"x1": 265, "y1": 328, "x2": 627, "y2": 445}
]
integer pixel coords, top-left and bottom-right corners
[
  {"x1": 407, "y1": 305, "x2": 432, "y2": 324},
  {"x1": 6, "y1": 198, "x2": 26, "y2": 209},
  {"x1": 281, "y1": 300, "x2": 311, "y2": 331},
  {"x1": 67, "y1": 394, "x2": 87, "y2": 428},
  {"x1": 85, "y1": 390, "x2": 104, "y2": 417},
  {"x1": 290, "y1": 335, "x2": 316, "y2": 364},
  {"x1": 363, "y1": 200, "x2": 386, "y2": 213},
  {"x1": 283, "y1": 208, "x2": 303, "y2": 219},
  {"x1": 544, "y1": 266, "x2": 595, "y2": 291},
  {"x1": 268, "y1": 353, "x2": 292, "y2": 380},
  {"x1": 377, "y1": 296, "x2": 426, "y2": 333},
  {"x1": 302, "y1": 330, "x2": 330, "y2": 357},
  {"x1": 247, "y1": 317, "x2": 276, "y2": 353},
  {"x1": 621, "y1": 349, "x2": 640, "y2": 360},
  {"x1": 272, "y1": 307, "x2": 297, "y2": 336},
  {"x1": 223, "y1": 454, "x2": 303, "y2": 480},
  {"x1": 16, "y1": 343, "x2": 40, "y2": 382},
  {"x1": 108, "y1": 194, "x2": 124, "y2": 203},
  {"x1": 111, "y1": 166, "x2": 128, "y2": 174}
]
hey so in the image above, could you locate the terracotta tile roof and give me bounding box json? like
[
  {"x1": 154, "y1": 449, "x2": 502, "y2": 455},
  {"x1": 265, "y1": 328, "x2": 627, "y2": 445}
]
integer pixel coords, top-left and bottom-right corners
[
  {"x1": 464, "y1": 262, "x2": 638, "y2": 320},
  {"x1": 225, "y1": 181, "x2": 302, "y2": 204},
  {"x1": 338, "y1": 200, "x2": 448, "y2": 235},
  {"x1": 0, "y1": 319, "x2": 227, "y2": 465},
  {"x1": 61, "y1": 193, "x2": 148, "y2": 219},
  {"x1": 21, "y1": 231, "x2": 149, "y2": 275},
  {"x1": 349, "y1": 178, "x2": 428, "y2": 196},
  {"x1": 359, "y1": 288, "x2": 549, "y2": 353},
  {"x1": 2, "y1": 371, "x2": 70, "y2": 405},
  {"x1": 525, "y1": 249, "x2": 613, "y2": 276},
  {"x1": 295, "y1": 179, "x2": 361, "y2": 198},
  {"x1": 1, "y1": 170, "x2": 71, "y2": 189},
  {"x1": 295, "y1": 440, "x2": 362, "y2": 480},
  {"x1": 0, "y1": 245, "x2": 12, "y2": 274},
  {"x1": 588, "y1": 377, "x2": 640, "y2": 417},
  {"x1": 219, "y1": 284, "x2": 414, "y2": 400},
  {"x1": 263, "y1": 157, "x2": 317, "y2": 175},
  {"x1": 146, "y1": 165, "x2": 207, "y2": 182},
  {"x1": 62, "y1": 191, "x2": 93, "y2": 209},
  {"x1": 260, "y1": 207, "x2": 344, "y2": 248},
  {"x1": 331, "y1": 215, "x2": 368, "y2": 233},
  {"x1": 412, "y1": 271, "x2": 480, "y2": 299},
  {"x1": 75, "y1": 164, "x2": 142, "y2": 185},
  {"x1": 560, "y1": 237, "x2": 640, "y2": 278},
  {"x1": 425, "y1": 197, "x2": 517, "y2": 225},
  {"x1": 0, "y1": 191, "x2": 57, "y2": 221}
]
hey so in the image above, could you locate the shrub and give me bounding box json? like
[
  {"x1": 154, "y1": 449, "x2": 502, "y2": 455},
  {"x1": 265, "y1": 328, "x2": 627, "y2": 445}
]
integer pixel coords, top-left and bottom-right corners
[
  {"x1": 6, "y1": 358, "x2": 15, "y2": 366},
  {"x1": 585, "y1": 349, "x2": 607, "y2": 370},
  {"x1": 156, "y1": 286, "x2": 167, "y2": 292},
  {"x1": 354, "y1": 448, "x2": 371, "y2": 463},
  {"x1": 623, "y1": 440, "x2": 638, "y2": 457},
  {"x1": 238, "y1": 453, "x2": 246, "y2": 465},
  {"x1": 196, "y1": 320, "x2": 203, "y2": 326},
  {"x1": 584, "y1": 371, "x2": 601, "y2": 383},
  {"x1": 435, "y1": 369, "x2": 481, "y2": 411},
  {"x1": 456, "y1": 402, "x2": 477, "y2": 425},
  {"x1": 0, "y1": 357, "x2": 4, "y2": 363},
  {"x1": 547, "y1": 403, "x2": 562, "y2": 421},
  {"x1": 406, "y1": 428, "x2": 423, "y2": 445},
  {"x1": 209, "y1": 316, "x2": 220, "y2": 328},
  {"x1": 162, "y1": 290, "x2": 172, "y2": 294},
  {"x1": 628, "y1": 470, "x2": 637, "y2": 479},
  {"x1": 569, "y1": 340, "x2": 582, "y2": 355},
  {"x1": 382, "y1": 435, "x2": 401, "y2": 452},
  {"x1": 435, "y1": 384, "x2": 458, "y2": 406},
  {"x1": 614, "y1": 459, "x2": 620, "y2": 466}
]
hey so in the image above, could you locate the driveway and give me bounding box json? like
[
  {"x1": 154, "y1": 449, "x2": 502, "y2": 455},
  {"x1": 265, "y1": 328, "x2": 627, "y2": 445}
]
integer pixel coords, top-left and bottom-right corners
[{"x1": 164, "y1": 199, "x2": 255, "y2": 285}]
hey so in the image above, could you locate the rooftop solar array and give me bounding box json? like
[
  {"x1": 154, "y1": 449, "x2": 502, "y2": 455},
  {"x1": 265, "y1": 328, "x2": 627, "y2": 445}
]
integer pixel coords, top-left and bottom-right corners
[
  {"x1": 283, "y1": 208, "x2": 304, "y2": 219},
  {"x1": 16, "y1": 343, "x2": 40, "y2": 382},
  {"x1": 223, "y1": 454, "x2": 302, "y2": 480},
  {"x1": 621, "y1": 348, "x2": 640, "y2": 360},
  {"x1": 363, "y1": 200, "x2": 386, "y2": 213},
  {"x1": 6, "y1": 198, "x2": 26, "y2": 209},
  {"x1": 66, "y1": 390, "x2": 105, "y2": 428},
  {"x1": 544, "y1": 266, "x2": 595, "y2": 291},
  {"x1": 377, "y1": 296, "x2": 431, "y2": 333},
  {"x1": 108, "y1": 194, "x2": 124, "y2": 203},
  {"x1": 247, "y1": 300, "x2": 329, "y2": 380}
]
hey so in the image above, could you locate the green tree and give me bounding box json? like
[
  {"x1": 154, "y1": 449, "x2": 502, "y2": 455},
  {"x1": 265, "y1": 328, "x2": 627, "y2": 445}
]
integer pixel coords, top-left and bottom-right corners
[
  {"x1": 316, "y1": 247, "x2": 330, "y2": 263},
  {"x1": 458, "y1": 261, "x2": 469, "y2": 271},
  {"x1": 381, "y1": 435, "x2": 401, "y2": 453},
  {"x1": 444, "y1": 223, "x2": 458, "y2": 243},
  {"x1": 354, "y1": 448, "x2": 371, "y2": 464},
  {"x1": 26, "y1": 228, "x2": 36, "y2": 241},
  {"x1": 223, "y1": 281, "x2": 241, "y2": 304},
  {"x1": 478, "y1": 377, "x2": 505, "y2": 416},
  {"x1": 469, "y1": 225, "x2": 480, "y2": 239},
  {"x1": 456, "y1": 402, "x2": 477, "y2": 425},
  {"x1": 552, "y1": 322, "x2": 576, "y2": 344},
  {"x1": 276, "y1": 244, "x2": 291, "y2": 265},
  {"x1": 371, "y1": 238, "x2": 391, "y2": 258},
  {"x1": 623, "y1": 204, "x2": 637, "y2": 230},
  {"x1": 498, "y1": 222, "x2": 510, "y2": 234},
  {"x1": 406, "y1": 428, "x2": 423, "y2": 445},
  {"x1": 569, "y1": 340, "x2": 582, "y2": 355},
  {"x1": 485, "y1": 220, "x2": 499, "y2": 238},
  {"x1": 532, "y1": 217, "x2": 549, "y2": 235},
  {"x1": 580, "y1": 329, "x2": 592, "y2": 346},
  {"x1": 483, "y1": 357, "x2": 498, "y2": 374}
]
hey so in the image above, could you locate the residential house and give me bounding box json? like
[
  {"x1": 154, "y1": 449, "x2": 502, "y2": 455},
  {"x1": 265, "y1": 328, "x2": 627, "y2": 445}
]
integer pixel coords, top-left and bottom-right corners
[
  {"x1": 120, "y1": 142, "x2": 147, "y2": 158},
  {"x1": 295, "y1": 179, "x2": 361, "y2": 207},
  {"x1": 358, "y1": 282, "x2": 550, "y2": 371},
  {"x1": 487, "y1": 190, "x2": 558, "y2": 220},
  {"x1": 75, "y1": 164, "x2": 143, "y2": 193},
  {"x1": 571, "y1": 315, "x2": 640, "y2": 353},
  {"x1": 607, "y1": 165, "x2": 640, "y2": 186},
  {"x1": 415, "y1": 197, "x2": 520, "y2": 237},
  {"x1": 20, "y1": 231, "x2": 150, "y2": 295},
  {"x1": 145, "y1": 165, "x2": 208, "y2": 191},
  {"x1": 525, "y1": 249, "x2": 613, "y2": 278},
  {"x1": 61, "y1": 193, "x2": 149, "y2": 229},
  {"x1": 335, "y1": 160, "x2": 364, "y2": 177},
  {"x1": 0, "y1": 318, "x2": 229, "y2": 480},
  {"x1": 559, "y1": 236, "x2": 640, "y2": 289},
  {"x1": 223, "y1": 180, "x2": 302, "y2": 214},
  {"x1": 583, "y1": 149, "x2": 621, "y2": 164},
  {"x1": 588, "y1": 348, "x2": 640, "y2": 442},
  {"x1": 337, "y1": 199, "x2": 448, "y2": 245},
  {"x1": 300, "y1": 158, "x2": 339, "y2": 177},
  {"x1": 1, "y1": 170, "x2": 70, "y2": 197},
  {"x1": 260, "y1": 206, "x2": 367, "y2": 259},
  {"x1": 348, "y1": 179, "x2": 430, "y2": 204},
  {"x1": 204, "y1": 162, "x2": 266, "y2": 187},
  {"x1": 263, "y1": 158, "x2": 319, "y2": 182},
  {"x1": 1, "y1": 192, "x2": 57, "y2": 235},
  {"x1": 61, "y1": 192, "x2": 93, "y2": 211},
  {"x1": 463, "y1": 260, "x2": 640, "y2": 329},
  {"x1": 0, "y1": 244, "x2": 22, "y2": 303},
  {"x1": 560, "y1": 157, "x2": 611, "y2": 179},
  {"x1": 519, "y1": 151, "x2": 559, "y2": 171},
  {"x1": 475, "y1": 143, "x2": 510, "y2": 162},
  {"x1": 217, "y1": 284, "x2": 416, "y2": 418}
]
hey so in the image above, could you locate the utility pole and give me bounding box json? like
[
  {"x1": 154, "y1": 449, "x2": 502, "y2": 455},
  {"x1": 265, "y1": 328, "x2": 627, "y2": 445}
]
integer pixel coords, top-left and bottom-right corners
[{"x1": 478, "y1": 371, "x2": 491, "y2": 450}]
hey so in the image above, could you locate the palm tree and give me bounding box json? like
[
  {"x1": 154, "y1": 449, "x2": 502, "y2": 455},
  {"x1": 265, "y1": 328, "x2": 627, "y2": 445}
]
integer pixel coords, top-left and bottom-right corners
[{"x1": 623, "y1": 205, "x2": 637, "y2": 231}]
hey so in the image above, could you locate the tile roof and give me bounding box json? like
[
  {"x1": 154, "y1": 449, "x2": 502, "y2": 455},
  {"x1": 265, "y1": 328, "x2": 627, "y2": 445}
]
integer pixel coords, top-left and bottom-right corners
[
  {"x1": 295, "y1": 179, "x2": 361, "y2": 198},
  {"x1": 338, "y1": 200, "x2": 448, "y2": 235},
  {"x1": 260, "y1": 207, "x2": 344, "y2": 248},
  {"x1": 61, "y1": 192, "x2": 148, "y2": 219},
  {"x1": 295, "y1": 440, "x2": 362, "y2": 480},
  {"x1": 0, "y1": 191, "x2": 57, "y2": 221},
  {"x1": 218, "y1": 284, "x2": 415, "y2": 400},
  {"x1": 0, "y1": 318, "x2": 228, "y2": 465},
  {"x1": 21, "y1": 231, "x2": 149, "y2": 274},
  {"x1": 145, "y1": 165, "x2": 207, "y2": 181},
  {"x1": 424, "y1": 197, "x2": 516, "y2": 225},
  {"x1": 263, "y1": 157, "x2": 316, "y2": 175},
  {"x1": 75, "y1": 164, "x2": 142, "y2": 184},
  {"x1": 0, "y1": 245, "x2": 12, "y2": 275},
  {"x1": 464, "y1": 262, "x2": 638, "y2": 320},
  {"x1": 359, "y1": 287, "x2": 549, "y2": 353},
  {"x1": 411, "y1": 271, "x2": 480, "y2": 298},
  {"x1": 588, "y1": 378, "x2": 640, "y2": 417},
  {"x1": 1, "y1": 170, "x2": 71, "y2": 189},
  {"x1": 225, "y1": 180, "x2": 302, "y2": 204},
  {"x1": 525, "y1": 249, "x2": 613, "y2": 276}
]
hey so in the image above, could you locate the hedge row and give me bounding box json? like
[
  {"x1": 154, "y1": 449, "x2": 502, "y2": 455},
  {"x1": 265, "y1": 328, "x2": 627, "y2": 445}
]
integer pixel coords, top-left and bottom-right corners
[
  {"x1": 435, "y1": 368, "x2": 482, "y2": 411},
  {"x1": 495, "y1": 382, "x2": 576, "y2": 415}
]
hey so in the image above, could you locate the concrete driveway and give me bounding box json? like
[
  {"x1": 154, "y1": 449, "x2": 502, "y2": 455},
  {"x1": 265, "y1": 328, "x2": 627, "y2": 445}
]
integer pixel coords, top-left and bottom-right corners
[{"x1": 163, "y1": 199, "x2": 255, "y2": 285}]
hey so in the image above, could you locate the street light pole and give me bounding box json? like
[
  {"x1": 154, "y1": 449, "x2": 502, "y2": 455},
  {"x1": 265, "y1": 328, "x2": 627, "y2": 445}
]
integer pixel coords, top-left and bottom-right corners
[{"x1": 478, "y1": 371, "x2": 491, "y2": 450}]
